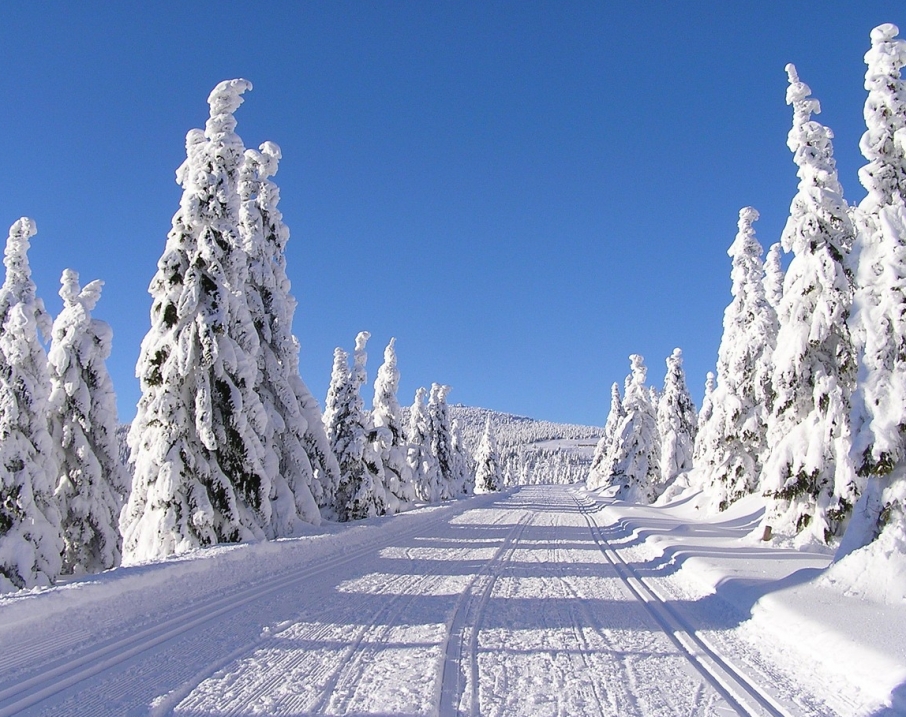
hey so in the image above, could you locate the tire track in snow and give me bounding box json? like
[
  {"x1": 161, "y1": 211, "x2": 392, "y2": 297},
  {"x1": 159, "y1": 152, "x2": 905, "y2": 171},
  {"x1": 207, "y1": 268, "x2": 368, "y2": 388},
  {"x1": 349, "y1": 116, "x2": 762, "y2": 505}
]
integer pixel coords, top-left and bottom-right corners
[
  {"x1": 0, "y1": 500, "x2": 479, "y2": 717},
  {"x1": 571, "y1": 491, "x2": 796, "y2": 717},
  {"x1": 438, "y1": 509, "x2": 532, "y2": 717}
]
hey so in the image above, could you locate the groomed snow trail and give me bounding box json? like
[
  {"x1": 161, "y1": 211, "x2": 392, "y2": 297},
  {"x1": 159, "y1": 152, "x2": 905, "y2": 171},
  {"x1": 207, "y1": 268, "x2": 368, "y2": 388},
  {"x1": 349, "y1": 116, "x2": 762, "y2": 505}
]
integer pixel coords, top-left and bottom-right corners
[{"x1": 0, "y1": 486, "x2": 814, "y2": 716}]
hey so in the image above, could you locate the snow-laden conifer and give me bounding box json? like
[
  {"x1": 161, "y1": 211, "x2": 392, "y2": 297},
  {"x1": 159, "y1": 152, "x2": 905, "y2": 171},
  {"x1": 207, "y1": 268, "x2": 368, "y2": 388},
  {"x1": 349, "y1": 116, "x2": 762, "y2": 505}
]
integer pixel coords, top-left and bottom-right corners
[
  {"x1": 238, "y1": 141, "x2": 334, "y2": 534},
  {"x1": 450, "y1": 419, "x2": 474, "y2": 495},
  {"x1": 657, "y1": 348, "x2": 697, "y2": 487},
  {"x1": 372, "y1": 338, "x2": 415, "y2": 513},
  {"x1": 474, "y1": 416, "x2": 503, "y2": 493},
  {"x1": 603, "y1": 355, "x2": 661, "y2": 503},
  {"x1": 696, "y1": 209, "x2": 779, "y2": 510},
  {"x1": 587, "y1": 383, "x2": 624, "y2": 490},
  {"x1": 842, "y1": 24, "x2": 906, "y2": 557},
  {"x1": 760, "y1": 65, "x2": 858, "y2": 544},
  {"x1": 49, "y1": 270, "x2": 126, "y2": 575},
  {"x1": 428, "y1": 383, "x2": 456, "y2": 500},
  {"x1": 693, "y1": 372, "x2": 718, "y2": 467},
  {"x1": 0, "y1": 219, "x2": 63, "y2": 591},
  {"x1": 764, "y1": 243, "x2": 785, "y2": 311},
  {"x1": 407, "y1": 387, "x2": 438, "y2": 501},
  {"x1": 324, "y1": 333, "x2": 385, "y2": 521},
  {"x1": 122, "y1": 80, "x2": 275, "y2": 562}
]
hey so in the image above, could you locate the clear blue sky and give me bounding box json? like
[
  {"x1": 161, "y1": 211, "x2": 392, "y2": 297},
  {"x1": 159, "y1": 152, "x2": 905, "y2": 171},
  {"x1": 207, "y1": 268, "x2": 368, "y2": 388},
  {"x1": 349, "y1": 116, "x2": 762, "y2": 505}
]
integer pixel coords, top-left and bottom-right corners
[{"x1": 0, "y1": 2, "x2": 901, "y2": 427}]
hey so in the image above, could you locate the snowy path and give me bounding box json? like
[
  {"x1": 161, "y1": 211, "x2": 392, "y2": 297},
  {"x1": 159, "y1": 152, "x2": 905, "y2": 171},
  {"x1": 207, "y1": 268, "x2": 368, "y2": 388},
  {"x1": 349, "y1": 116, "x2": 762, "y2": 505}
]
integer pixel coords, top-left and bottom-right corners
[{"x1": 0, "y1": 486, "x2": 827, "y2": 716}]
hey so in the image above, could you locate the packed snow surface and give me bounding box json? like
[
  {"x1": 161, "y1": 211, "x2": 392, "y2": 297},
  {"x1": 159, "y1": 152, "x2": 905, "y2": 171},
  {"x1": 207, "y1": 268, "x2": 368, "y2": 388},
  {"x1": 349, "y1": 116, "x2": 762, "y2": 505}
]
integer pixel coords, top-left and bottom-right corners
[{"x1": 0, "y1": 484, "x2": 902, "y2": 716}]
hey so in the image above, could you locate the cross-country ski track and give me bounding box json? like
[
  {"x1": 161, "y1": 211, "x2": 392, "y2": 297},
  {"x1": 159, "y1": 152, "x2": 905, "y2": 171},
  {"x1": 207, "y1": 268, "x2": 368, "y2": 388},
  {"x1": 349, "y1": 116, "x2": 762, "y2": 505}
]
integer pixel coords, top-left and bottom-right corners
[{"x1": 0, "y1": 485, "x2": 848, "y2": 716}]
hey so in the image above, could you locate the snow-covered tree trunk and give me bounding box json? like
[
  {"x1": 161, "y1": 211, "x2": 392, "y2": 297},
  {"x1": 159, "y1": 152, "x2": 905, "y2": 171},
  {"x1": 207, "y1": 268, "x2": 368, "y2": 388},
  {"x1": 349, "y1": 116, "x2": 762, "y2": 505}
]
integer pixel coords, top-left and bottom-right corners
[
  {"x1": 760, "y1": 65, "x2": 858, "y2": 545},
  {"x1": 49, "y1": 270, "x2": 126, "y2": 575},
  {"x1": 122, "y1": 80, "x2": 275, "y2": 563},
  {"x1": 324, "y1": 333, "x2": 385, "y2": 521},
  {"x1": 474, "y1": 416, "x2": 503, "y2": 493},
  {"x1": 657, "y1": 348, "x2": 697, "y2": 487},
  {"x1": 587, "y1": 382, "x2": 624, "y2": 490},
  {"x1": 764, "y1": 242, "x2": 785, "y2": 312},
  {"x1": 696, "y1": 208, "x2": 779, "y2": 511},
  {"x1": 238, "y1": 141, "x2": 334, "y2": 535},
  {"x1": 603, "y1": 355, "x2": 661, "y2": 503},
  {"x1": 842, "y1": 23, "x2": 906, "y2": 558},
  {"x1": 0, "y1": 219, "x2": 63, "y2": 592},
  {"x1": 407, "y1": 387, "x2": 438, "y2": 502},
  {"x1": 372, "y1": 338, "x2": 415, "y2": 514}
]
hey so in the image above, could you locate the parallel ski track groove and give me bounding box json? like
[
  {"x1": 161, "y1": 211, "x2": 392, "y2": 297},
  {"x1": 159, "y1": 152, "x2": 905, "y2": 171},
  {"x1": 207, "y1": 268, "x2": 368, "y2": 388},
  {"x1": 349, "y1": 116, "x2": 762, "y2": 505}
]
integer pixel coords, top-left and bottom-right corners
[
  {"x1": 572, "y1": 492, "x2": 793, "y2": 717},
  {"x1": 0, "y1": 502, "x2": 470, "y2": 717},
  {"x1": 438, "y1": 510, "x2": 531, "y2": 717}
]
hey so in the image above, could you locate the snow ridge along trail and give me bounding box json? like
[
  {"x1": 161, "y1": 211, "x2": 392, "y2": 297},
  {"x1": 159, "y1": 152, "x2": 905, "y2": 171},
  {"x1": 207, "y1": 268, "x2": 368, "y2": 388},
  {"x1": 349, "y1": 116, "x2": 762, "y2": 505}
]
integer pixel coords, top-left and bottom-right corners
[
  {"x1": 0, "y1": 485, "x2": 824, "y2": 716},
  {"x1": 572, "y1": 491, "x2": 793, "y2": 717}
]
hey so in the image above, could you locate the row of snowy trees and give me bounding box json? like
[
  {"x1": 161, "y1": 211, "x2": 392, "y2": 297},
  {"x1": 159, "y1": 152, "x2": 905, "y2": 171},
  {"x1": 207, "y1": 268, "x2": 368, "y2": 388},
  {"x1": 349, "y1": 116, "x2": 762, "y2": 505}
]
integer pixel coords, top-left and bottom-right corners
[
  {"x1": 322, "y1": 331, "x2": 491, "y2": 521},
  {"x1": 0, "y1": 79, "x2": 499, "y2": 593},
  {"x1": 587, "y1": 349, "x2": 697, "y2": 503},
  {"x1": 588, "y1": 23, "x2": 906, "y2": 560},
  {"x1": 0, "y1": 219, "x2": 127, "y2": 591}
]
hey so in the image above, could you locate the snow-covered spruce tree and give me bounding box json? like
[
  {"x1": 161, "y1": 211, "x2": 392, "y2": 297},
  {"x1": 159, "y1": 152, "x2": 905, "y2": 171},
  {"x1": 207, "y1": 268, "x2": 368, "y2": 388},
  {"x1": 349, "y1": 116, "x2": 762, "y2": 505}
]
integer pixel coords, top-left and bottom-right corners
[
  {"x1": 764, "y1": 242, "x2": 785, "y2": 312},
  {"x1": 843, "y1": 24, "x2": 906, "y2": 557},
  {"x1": 587, "y1": 382, "x2": 624, "y2": 490},
  {"x1": 428, "y1": 383, "x2": 456, "y2": 500},
  {"x1": 372, "y1": 337, "x2": 415, "y2": 513},
  {"x1": 239, "y1": 141, "x2": 336, "y2": 534},
  {"x1": 474, "y1": 416, "x2": 503, "y2": 493},
  {"x1": 692, "y1": 372, "x2": 717, "y2": 465},
  {"x1": 49, "y1": 270, "x2": 127, "y2": 575},
  {"x1": 451, "y1": 419, "x2": 474, "y2": 495},
  {"x1": 407, "y1": 387, "x2": 439, "y2": 501},
  {"x1": 122, "y1": 79, "x2": 275, "y2": 562},
  {"x1": 657, "y1": 348, "x2": 697, "y2": 487},
  {"x1": 323, "y1": 333, "x2": 385, "y2": 521},
  {"x1": 760, "y1": 65, "x2": 858, "y2": 544},
  {"x1": 604, "y1": 354, "x2": 662, "y2": 503},
  {"x1": 696, "y1": 208, "x2": 779, "y2": 511},
  {"x1": 0, "y1": 219, "x2": 63, "y2": 591}
]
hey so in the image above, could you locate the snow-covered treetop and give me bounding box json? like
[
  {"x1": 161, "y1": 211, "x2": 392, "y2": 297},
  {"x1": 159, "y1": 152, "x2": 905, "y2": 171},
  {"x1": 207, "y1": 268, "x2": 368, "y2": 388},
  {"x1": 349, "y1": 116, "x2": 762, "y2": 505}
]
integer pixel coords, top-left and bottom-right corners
[
  {"x1": 59, "y1": 268, "x2": 102, "y2": 312},
  {"x1": 373, "y1": 337, "x2": 401, "y2": 426},
  {"x1": 353, "y1": 331, "x2": 370, "y2": 390},
  {"x1": 629, "y1": 353, "x2": 646, "y2": 389},
  {"x1": 205, "y1": 78, "x2": 253, "y2": 146},
  {"x1": 782, "y1": 63, "x2": 851, "y2": 257},
  {"x1": 1, "y1": 218, "x2": 51, "y2": 341},
  {"x1": 704, "y1": 371, "x2": 715, "y2": 396},
  {"x1": 858, "y1": 23, "x2": 906, "y2": 206},
  {"x1": 728, "y1": 207, "x2": 760, "y2": 272}
]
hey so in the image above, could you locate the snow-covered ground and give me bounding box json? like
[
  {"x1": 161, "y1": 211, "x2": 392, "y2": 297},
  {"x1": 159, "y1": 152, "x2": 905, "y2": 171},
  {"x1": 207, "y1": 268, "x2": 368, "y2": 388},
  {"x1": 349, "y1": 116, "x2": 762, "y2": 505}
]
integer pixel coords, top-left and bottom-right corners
[{"x1": 0, "y1": 484, "x2": 902, "y2": 716}]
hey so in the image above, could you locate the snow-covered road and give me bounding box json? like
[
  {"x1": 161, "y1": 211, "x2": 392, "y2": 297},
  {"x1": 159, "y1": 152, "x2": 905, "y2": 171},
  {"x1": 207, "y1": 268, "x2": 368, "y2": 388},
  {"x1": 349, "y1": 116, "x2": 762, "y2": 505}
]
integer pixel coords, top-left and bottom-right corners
[{"x1": 0, "y1": 485, "x2": 840, "y2": 716}]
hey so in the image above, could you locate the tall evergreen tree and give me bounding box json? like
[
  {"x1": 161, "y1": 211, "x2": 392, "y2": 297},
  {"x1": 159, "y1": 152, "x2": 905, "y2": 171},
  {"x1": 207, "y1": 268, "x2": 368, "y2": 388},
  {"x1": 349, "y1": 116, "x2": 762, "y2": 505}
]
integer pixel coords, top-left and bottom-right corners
[
  {"x1": 406, "y1": 387, "x2": 438, "y2": 502},
  {"x1": 324, "y1": 332, "x2": 385, "y2": 521},
  {"x1": 122, "y1": 79, "x2": 274, "y2": 562},
  {"x1": 843, "y1": 23, "x2": 906, "y2": 556},
  {"x1": 693, "y1": 372, "x2": 717, "y2": 466},
  {"x1": 760, "y1": 65, "x2": 858, "y2": 544},
  {"x1": 239, "y1": 141, "x2": 334, "y2": 534},
  {"x1": 0, "y1": 219, "x2": 63, "y2": 591},
  {"x1": 372, "y1": 337, "x2": 414, "y2": 513},
  {"x1": 49, "y1": 270, "x2": 126, "y2": 575},
  {"x1": 587, "y1": 382, "x2": 624, "y2": 490},
  {"x1": 657, "y1": 348, "x2": 698, "y2": 486},
  {"x1": 474, "y1": 416, "x2": 503, "y2": 494},
  {"x1": 604, "y1": 355, "x2": 661, "y2": 503},
  {"x1": 450, "y1": 418, "x2": 474, "y2": 495},
  {"x1": 697, "y1": 208, "x2": 779, "y2": 510},
  {"x1": 428, "y1": 383, "x2": 456, "y2": 500}
]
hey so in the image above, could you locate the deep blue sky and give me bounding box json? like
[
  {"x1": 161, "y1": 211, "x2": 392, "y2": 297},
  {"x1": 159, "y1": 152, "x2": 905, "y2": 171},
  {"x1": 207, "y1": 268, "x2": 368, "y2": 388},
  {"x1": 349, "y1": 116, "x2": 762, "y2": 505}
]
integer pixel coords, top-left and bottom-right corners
[{"x1": 0, "y1": 2, "x2": 901, "y2": 426}]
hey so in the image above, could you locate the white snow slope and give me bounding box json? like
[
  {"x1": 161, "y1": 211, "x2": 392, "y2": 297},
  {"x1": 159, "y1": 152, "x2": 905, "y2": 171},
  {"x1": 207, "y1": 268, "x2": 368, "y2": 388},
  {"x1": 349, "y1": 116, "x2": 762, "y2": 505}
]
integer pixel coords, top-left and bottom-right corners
[{"x1": 0, "y1": 484, "x2": 902, "y2": 716}]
